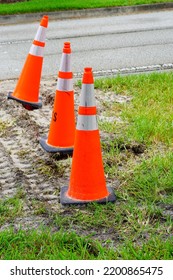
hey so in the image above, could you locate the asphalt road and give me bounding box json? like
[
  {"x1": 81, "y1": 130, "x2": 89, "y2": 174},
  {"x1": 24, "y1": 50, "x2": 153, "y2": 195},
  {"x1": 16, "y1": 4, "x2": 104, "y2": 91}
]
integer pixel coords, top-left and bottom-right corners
[{"x1": 0, "y1": 9, "x2": 173, "y2": 80}]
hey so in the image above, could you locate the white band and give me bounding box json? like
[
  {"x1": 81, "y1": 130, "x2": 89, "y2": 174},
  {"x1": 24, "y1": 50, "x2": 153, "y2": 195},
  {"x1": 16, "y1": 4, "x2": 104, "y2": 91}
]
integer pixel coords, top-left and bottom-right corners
[
  {"x1": 34, "y1": 26, "x2": 46, "y2": 43},
  {"x1": 57, "y1": 78, "x2": 73, "y2": 91},
  {"x1": 77, "y1": 115, "x2": 98, "y2": 131},
  {"x1": 29, "y1": 44, "x2": 44, "y2": 57},
  {"x1": 80, "y1": 84, "x2": 95, "y2": 107},
  {"x1": 59, "y1": 53, "x2": 72, "y2": 72}
]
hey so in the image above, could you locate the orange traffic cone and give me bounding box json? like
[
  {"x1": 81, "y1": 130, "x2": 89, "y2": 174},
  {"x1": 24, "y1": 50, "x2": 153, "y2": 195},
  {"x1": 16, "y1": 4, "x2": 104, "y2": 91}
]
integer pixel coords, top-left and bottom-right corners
[
  {"x1": 39, "y1": 42, "x2": 75, "y2": 154},
  {"x1": 7, "y1": 15, "x2": 48, "y2": 110},
  {"x1": 60, "y1": 67, "x2": 116, "y2": 205}
]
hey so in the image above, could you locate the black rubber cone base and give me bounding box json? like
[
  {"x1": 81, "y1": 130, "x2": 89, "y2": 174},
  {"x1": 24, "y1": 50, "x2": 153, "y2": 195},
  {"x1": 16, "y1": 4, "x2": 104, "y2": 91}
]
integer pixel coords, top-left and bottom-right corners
[
  {"x1": 60, "y1": 186, "x2": 116, "y2": 205},
  {"x1": 7, "y1": 92, "x2": 42, "y2": 111},
  {"x1": 39, "y1": 136, "x2": 74, "y2": 155}
]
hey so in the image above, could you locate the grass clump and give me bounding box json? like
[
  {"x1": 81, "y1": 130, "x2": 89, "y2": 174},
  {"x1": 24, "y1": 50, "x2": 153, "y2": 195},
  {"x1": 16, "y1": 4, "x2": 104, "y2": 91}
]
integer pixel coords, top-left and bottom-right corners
[
  {"x1": 0, "y1": 191, "x2": 24, "y2": 226},
  {"x1": 0, "y1": 120, "x2": 8, "y2": 132},
  {"x1": 0, "y1": 120, "x2": 13, "y2": 137},
  {"x1": 36, "y1": 157, "x2": 70, "y2": 178}
]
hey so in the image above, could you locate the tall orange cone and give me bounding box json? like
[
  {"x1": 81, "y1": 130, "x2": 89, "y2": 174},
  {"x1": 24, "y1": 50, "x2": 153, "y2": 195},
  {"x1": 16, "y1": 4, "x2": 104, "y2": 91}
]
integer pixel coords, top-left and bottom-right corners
[
  {"x1": 7, "y1": 15, "x2": 48, "y2": 110},
  {"x1": 60, "y1": 67, "x2": 116, "y2": 205},
  {"x1": 39, "y1": 42, "x2": 75, "y2": 154}
]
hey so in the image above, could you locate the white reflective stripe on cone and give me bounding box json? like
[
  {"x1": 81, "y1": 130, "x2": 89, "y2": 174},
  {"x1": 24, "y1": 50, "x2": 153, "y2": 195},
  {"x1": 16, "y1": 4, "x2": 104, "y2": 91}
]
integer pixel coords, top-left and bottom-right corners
[
  {"x1": 29, "y1": 45, "x2": 44, "y2": 57},
  {"x1": 77, "y1": 115, "x2": 98, "y2": 131},
  {"x1": 57, "y1": 78, "x2": 73, "y2": 91},
  {"x1": 59, "y1": 54, "x2": 72, "y2": 72},
  {"x1": 80, "y1": 84, "x2": 95, "y2": 107},
  {"x1": 34, "y1": 26, "x2": 46, "y2": 43}
]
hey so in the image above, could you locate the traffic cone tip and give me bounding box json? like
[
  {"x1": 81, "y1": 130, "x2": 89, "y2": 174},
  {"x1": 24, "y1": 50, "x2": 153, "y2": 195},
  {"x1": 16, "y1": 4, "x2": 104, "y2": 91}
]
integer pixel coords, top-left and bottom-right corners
[
  {"x1": 63, "y1": 42, "x2": 71, "y2": 54},
  {"x1": 40, "y1": 15, "x2": 48, "y2": 28},
  {"x1": 82, "y1": 67, "x2": 94, "y2": 84}
]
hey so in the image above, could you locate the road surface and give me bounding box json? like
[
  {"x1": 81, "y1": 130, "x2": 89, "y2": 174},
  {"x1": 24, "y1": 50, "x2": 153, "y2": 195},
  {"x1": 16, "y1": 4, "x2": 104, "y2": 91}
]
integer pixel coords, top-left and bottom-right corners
[{"x1": 0, "y1": 9, "x2": 173, "y2": 79}]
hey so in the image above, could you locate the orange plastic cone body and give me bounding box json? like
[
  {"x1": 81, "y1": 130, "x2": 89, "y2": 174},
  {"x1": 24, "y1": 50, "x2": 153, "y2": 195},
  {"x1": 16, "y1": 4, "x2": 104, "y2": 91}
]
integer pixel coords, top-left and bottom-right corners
[
  {"x1": 39, "y1": 42, "x2": 75, "y2": 154},
  {"x1": 60, "y1": 68, "x2": 116, "y2": 204},
  {"x1": 13, "y1": 55, "x2": 43, "y2": 103},
  {"x1": 7, "y1": 15, "x2": 48, "y2": 110},
  {"x1": 47, "y1": 90, "x2": 75, "y2": 148},
  {"x1": 68, "y1": 130, "x2": 108, "y2": 200}
]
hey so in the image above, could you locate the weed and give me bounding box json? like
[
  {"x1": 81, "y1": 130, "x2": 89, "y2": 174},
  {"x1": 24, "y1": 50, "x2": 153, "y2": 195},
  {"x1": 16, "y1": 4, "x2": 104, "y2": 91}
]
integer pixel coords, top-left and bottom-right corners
[
  {"x1": 0, "y1": 191, "x2": 24, "y2": 226},
  {"x1": 31, "y1": 200, "x2": 48, "y2": 215},
  {"x1": 36, "y1": 157, "x2": 71, "y2": 178}
]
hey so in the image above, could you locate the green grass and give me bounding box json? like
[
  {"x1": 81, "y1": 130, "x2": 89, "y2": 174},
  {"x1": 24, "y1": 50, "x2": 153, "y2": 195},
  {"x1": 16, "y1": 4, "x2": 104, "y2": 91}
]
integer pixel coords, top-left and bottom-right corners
[
  {"x1": 95, "y1": 72, "x2": 173, "y2": 145},
  {"x1": 0, "y1": 228, "x2": 172, "y2": 259},
  {"x1": 0, "y1": 0, "x2": 172, "y2": 15},
  {"x1": 121, "y1": 152, "x2": 173, "y2": 203},
  {"x1": 0, "y1": 229, "x2": 109, "y2": 260},
  {"x1": 0, "y1": 72, "x2": 172, "y2": 260},
  {"x1": 0, "y1": 190, "x2": 25, "y2": 226}
]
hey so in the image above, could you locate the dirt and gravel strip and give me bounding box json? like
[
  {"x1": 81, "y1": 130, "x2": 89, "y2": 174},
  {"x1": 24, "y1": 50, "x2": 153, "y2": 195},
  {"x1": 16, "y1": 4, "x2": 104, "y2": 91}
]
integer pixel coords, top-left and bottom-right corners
[
  {"x1": 0, "y1": 77, "x2": 67, "y2": 230},
  {"x1": 0, "y1": 76, "x2": 126, "y2": 231}
]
